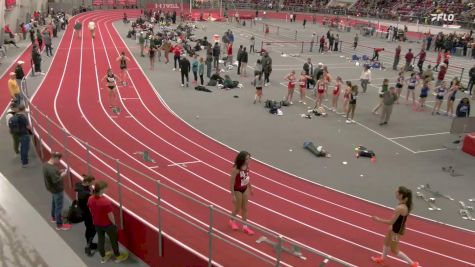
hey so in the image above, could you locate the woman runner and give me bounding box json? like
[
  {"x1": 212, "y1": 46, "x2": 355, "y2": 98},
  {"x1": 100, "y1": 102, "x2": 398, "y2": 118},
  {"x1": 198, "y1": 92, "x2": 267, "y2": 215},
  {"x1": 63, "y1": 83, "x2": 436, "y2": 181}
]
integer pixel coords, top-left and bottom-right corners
[
  {"x1": 148, "y1": 43, "x2": 156, "y2": 70},
  {"x1": 101, "y1": 68, "x2": 122, "y2": 108},
  {"x1": 116, "y1": 51, "x2": 130, "y2": 86},
  {"x1": 299, "y1": 70, "x2": 312, "y2": 105},
  {"x1": 284, "y1": 70, "x2": 296, "y2": 104},
  {"x1": 432, "y1": 81, "x2": 447, "y2": 115},
  {"x1": 446, "y1": 78, "x2": 460, "y2": 117},
  {"x1": 315, "y1": 76, "x2": 326, "y2": 108},
  {"x1": 346, "y1": 85, "x2": 358, "y2": 123},
  {"x1": 395, "y1": 71, "x2": 405, "y2": 104},
  {"x1": 253, "y1": 70, "x2": 264, "y2": 104},
  {"x1": 417, "y1": 80, "x2": 431, "y2": 111},
  {"x1": 229, "y1": 151, "x2": 254, "y2": 235},
  {"x1": 405, "y1": 72, "x2": 419, "y2": 106},
  {"x1": 371, "y1": 186, "x2": 419, "y2": 267},
  {"x1": 331, "y1": 76, "x2": 342, "y2": 112}
]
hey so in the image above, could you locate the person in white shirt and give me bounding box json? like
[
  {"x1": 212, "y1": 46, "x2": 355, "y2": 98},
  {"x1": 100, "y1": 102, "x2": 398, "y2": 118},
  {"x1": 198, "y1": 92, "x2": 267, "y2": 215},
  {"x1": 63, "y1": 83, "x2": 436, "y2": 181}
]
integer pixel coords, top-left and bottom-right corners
[
  {"x1": 88, "y1": 21, "x2": 96, "y2": 39},
  {"x1": 360, "y1": 65, "x2": 372, "y2": 93}
]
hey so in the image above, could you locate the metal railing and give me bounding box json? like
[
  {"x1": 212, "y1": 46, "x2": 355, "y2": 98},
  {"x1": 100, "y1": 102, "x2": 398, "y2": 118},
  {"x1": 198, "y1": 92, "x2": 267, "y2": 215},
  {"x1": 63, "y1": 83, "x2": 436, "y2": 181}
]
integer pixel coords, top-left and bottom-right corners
[{"x1": 20, "y1": 77, "x2": 354, "y2": 267}]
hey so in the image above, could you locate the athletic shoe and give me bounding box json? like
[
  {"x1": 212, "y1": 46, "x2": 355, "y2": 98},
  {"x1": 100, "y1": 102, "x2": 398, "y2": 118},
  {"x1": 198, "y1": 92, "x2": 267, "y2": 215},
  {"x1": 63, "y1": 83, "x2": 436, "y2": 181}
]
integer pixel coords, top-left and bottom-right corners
[
  {"x1": 289, "y1": 101, "x2": 293, "y2": 105},
  {"x1": 346, "y1": 120, "x2": 352, "y2": 124},
  {"x1": 228, "y1": 219, "x2": 239, "y2": 230},
  {"x1": 410, "y1": 262, "x2": 420, "y2": 267},
  {"x1": 56, "y1": 224, "x2": 72, "y2": 231},
  {"x1": 115, "y1": 252, "x2": 129, "y2": 263},
  {"x1": 101, "y1": 251, "x2": 113, "y2": 264},
  {"x1": 242, "y1": 225, "x2": 255, "y2": 235},
  {"x1": 371, "y1": 256, "x2": 387, "y2": 266},
  {"x1": 172, "y1": 68, "x2": 176, "y2": 71},
  {"x1": 181, "y1": 84, "x2": 184, "y2": 87},
  {"x1": 351, "y1": 119, "x2": 356, "y2": 123}
]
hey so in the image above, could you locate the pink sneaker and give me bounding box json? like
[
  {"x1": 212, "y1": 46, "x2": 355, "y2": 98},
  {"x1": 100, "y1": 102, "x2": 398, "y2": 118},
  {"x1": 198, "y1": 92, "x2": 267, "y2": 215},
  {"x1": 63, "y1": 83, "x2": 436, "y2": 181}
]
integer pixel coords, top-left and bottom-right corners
[
  {"x1": 371, "y1": 256, "x2": 387, "y2": 266},
  {"x1": 228, "y1": 219, "x2": 239, "y2": 230},
  {"x1": 242, "y1": 225, "x2": 255, "y2": 235},
  {"x1": 56, "y1": 224, "x2": 72, "y2": 231}
]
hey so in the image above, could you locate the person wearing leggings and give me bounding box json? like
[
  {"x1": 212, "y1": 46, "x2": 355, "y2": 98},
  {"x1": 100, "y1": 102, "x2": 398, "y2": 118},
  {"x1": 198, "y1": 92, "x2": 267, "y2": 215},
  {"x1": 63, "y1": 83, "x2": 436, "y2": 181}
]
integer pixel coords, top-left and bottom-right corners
[{"x1": 346, "y1": 85, "x2": 358, "y2": 123}]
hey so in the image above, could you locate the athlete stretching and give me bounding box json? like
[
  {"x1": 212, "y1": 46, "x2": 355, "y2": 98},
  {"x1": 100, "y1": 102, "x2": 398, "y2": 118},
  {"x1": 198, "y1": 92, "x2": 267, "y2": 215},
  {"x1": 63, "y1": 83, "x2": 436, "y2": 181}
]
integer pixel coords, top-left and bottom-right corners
[{"x1": 371, "y1": 186, "x2": 419, "y2": 267}]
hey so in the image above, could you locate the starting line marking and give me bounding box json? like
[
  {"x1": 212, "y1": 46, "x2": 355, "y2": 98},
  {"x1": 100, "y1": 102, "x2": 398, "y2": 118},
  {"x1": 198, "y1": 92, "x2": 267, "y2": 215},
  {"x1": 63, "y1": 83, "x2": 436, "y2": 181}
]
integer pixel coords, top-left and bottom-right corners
[
  {"x1": 121, "y1": 97, "x2": 140, "y2": 100},
  {"x1": 167, "y1": 160, "x2": 202, "y2": 167},
  {"x1": 389, "y1": 132, "x2": 450, "y2": 140}
]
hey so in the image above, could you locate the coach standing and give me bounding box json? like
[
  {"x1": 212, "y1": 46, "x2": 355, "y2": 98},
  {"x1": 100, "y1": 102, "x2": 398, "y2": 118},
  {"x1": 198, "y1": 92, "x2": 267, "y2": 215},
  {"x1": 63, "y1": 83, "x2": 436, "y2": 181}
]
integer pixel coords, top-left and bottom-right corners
[
  {"x1": 379, "y1": 87, "x2": 398, "y2": 126},
  {"x1": 179, "y1": 56, "x2": 191, "y2": 87}
]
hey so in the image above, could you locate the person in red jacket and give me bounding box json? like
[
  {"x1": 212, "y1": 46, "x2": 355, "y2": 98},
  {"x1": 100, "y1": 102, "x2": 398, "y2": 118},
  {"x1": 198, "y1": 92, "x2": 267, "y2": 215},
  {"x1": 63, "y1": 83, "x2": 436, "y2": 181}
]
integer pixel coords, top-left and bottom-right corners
[
  {"x1": 416, "y1": 49, "x2": 426, "y2": 74},
  {"x1": 226, "y1": 43, "x2": 233, "y2": 67},
  {"x1": 372, "y1": 48, "x2": 384, "y2": 61},
  {"x1": 404, "y1": 49, "x2": 414, "y2": 71},
  {"x1": 172, "y1": 45, "x2": 181, "y2": 71},
  {"x1": 319, "y1": 36, "x2": 325, "y2": 53},
  {"x1": 443, "y1": 51, "x2": 450, "y2": 68},
  {"x1": 433, "y1": 51, "x2": 442, "y2": 71},
  {"x1": 436, "y1": 64, "x2": 447, "y2": 86}
]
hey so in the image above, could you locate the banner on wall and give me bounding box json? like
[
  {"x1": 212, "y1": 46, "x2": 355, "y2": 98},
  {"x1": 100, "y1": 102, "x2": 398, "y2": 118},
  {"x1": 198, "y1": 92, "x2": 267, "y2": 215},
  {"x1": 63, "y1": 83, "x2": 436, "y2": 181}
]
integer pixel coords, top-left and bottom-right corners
[
  {"x1": 117, "y1": 0, "x2": 127, "y2": 5},
  {"x1": 5, "y1": 0, "x2": 17, "y2": 9},
  {"x1": 146, "y1": 3, "x2": 181, "y2": 9},
  {"x1": 103, "y1": 0, "x2": 114, "y2": 5},
  {"x1": 92, "y1": 0, "x2": 103, "y2": 6},
  {"x1": 127, "y1": 0, "x2": 137, "y2": 4}
]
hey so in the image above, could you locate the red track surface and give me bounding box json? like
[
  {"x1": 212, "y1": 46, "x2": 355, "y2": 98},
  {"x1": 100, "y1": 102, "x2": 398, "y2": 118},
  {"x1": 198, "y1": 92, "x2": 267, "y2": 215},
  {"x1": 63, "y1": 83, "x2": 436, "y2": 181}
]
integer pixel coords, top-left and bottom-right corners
[{"x1": 30, "y1": 11, "x2": 475, "y2": 267}]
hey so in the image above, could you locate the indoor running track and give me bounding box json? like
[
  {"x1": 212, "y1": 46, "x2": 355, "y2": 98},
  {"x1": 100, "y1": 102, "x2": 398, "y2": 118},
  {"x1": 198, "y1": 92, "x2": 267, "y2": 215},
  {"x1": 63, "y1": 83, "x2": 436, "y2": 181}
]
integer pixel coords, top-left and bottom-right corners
[{"x1": 30, "y1": 10, "x2": 475, "y2": 267}]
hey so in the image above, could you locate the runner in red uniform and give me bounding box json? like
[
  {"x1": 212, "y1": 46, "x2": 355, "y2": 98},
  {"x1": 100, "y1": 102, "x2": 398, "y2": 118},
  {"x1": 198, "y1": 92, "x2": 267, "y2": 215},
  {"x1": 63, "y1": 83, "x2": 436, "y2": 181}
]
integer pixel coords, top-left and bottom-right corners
[
  {"x1": 315, "y1": 76, "x2": 326, "y2": 109},
  {"x1": 298, "y1": 70, "x2": 312, "y2": 105},
  {"x1": 229, "y1": 151, "x2": 254, "y2": 235},
  {"x1": 331, "y1": 76, "x2": 342, "y2": 112},
  {"x1": 284, "y1": 70, "x2": 296, "y2": 104}
]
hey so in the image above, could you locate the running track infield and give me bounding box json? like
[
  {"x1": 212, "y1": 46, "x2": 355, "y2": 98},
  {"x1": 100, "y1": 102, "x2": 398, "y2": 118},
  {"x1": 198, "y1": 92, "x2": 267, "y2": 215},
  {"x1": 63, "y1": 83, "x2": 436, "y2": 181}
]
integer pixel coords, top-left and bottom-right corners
[{"x1": 29, "y1": 10, "x2": 475, "y2": 267}]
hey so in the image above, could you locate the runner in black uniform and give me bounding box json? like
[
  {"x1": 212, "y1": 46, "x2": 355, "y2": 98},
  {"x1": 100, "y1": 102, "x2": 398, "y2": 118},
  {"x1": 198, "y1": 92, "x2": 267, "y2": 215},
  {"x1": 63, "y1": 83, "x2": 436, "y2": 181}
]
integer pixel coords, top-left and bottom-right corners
[
  {"x1": 101, "y1": 68, "x2": 122, "y2": 108},
  {"x1": 116, "y1": 51, "x2": 130, "y2": 86},
  {"x1": 371, "y1": 186, "x2": 419, "y2": 267}
]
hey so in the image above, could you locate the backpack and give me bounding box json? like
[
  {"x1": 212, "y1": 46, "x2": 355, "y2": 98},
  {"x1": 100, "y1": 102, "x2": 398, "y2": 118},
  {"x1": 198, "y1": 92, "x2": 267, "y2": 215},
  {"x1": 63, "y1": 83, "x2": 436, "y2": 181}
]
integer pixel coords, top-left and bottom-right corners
[{"x1": 8, "y1": 114, "x2": 21, "y2": 135}]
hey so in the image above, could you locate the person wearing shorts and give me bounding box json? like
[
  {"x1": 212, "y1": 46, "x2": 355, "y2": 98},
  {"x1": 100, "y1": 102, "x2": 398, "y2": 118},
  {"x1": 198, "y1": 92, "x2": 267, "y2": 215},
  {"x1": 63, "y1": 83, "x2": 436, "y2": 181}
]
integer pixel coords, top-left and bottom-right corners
[
  {"x1": 346, "y1": 85, "x2": 358, "y2": 123},
  {"x1": 405, "y1": 73, "x2": 418, "y2": 105},
  {"x1": 116, "y1": 51, "x2": 130, "y2": 86},
  {"x1": 372, "y1": 79, "x2": 389, "y2": 115},
  {"x1": 101, "y1": 69, "x2": 121, "y2": 108},
  {"x1": 315, "y1": 76, "x2": 326, "y2": 109},
  {"x1": 253, "y1": 70, "x2": 263, "y2": 104},
  {"x1": 148, "y1": 44, "x2": 156, "y2": 70},
  {"x1": 395, "y1": 71, "x2": 404, "y2": 104},
  {"x1": 299, "y1": 71, "x2": 311, "y2": 105},
  {"x1": 343, "y1": 81, "x2": 351, "y2": 113},
  {"x1": 417, "y1": 80, "x2": 431, "y2": 111},
  {"x1": 446, "y1": 79, "x2": 459, "y2": 117},
  {"x1": 371, "y1": 186, "x2": 419, "y2": 267},
  {"x1": 284, "y1": 70, "x2": 296, "y2": 104},
  {"x1": 88, "y1": 21, "x2": 95, "y2": 39},
  {"x1": 432, "y1": 81, "x2": 447, "y2": 115},
  {"x1": 331, "y1": 76, "x2": 342, "y2": 112},
  {"x1": 229, "y1": 151, "x2": 254, "y2": 235}
]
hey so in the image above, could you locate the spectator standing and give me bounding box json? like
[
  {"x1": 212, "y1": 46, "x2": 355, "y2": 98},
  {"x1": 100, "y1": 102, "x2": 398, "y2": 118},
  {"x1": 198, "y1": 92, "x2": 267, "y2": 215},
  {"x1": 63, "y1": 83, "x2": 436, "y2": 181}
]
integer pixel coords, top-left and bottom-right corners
[
  {"x1": 43, "y1": 31, "x2": 53, "y2": 56},
  {"x1": 226, "y1": 43, "x2": 233, "y2": 67},
  {"x1": 29, "y1": 26, "x2": 36, "y2": 44},
  {"x1": 6, "y1": 103, "x2": 19, "y2": 155},
  {"x1": 426, "y1": 35, "x2": 432, "y2": 51},
  {"x1": 173, "y1": 45, "x2": 181, "y2": 71},
  {"x1": 8, "y1": 72, "x2": 21, "y2": 104},
  {"x1": 206, "y1": 44, "x2": 213, "y2": 78},
  {"x1": 353, "y1": 34, "x2": 358, "y2": 50},
  {"x1": 346, "y1": 85, "x2": 358, "y2": 123},
  {"x1": 88, "y1": 181, "x2": 129, "y2": 263},
  {"x1": 393, "y1": 45, "x2": 401, "y2": 70},
  {"x1": 303, "y1": 19, "x2": 307, "y2": 29},
  {"x1": 404, "y1": 49, "x2": 414, "y2": 71},
  {"x1": 436, "y1": 64, "x2": 447, "y2": 86},
  {"x1": 467, "y1": 65, "x2": 475, "y2": 95},
  {"x1": 212, "y1": 42, "x2": 220, "y2": 70},
  {"x1": 319, "y1": 35, "x2": 325, "y2": 53},
  {"x1": 303, "y1": 58, "x2": 314, "y2": 89},
  {"x1": 191, "y1": 55, "x2": 199, "y2": 85},
  {"x1": 240, "y1": 47, "x2": 248, "y2": 77},
  {"x1": 43, "y1": 152, "x2": 71, "y2": 230},
  {"x1": 236, "y1": 45, "x2": 243, "y2": 75},
  {"x1": 198, "y1": 57, "x2": 205, "y2": 85},
  {"x1": 261, "y1": 52, "x2": 272, "y2": 86},
  {"x1": 416, "y1": 49, "x2": 426, "y2": 74},
  {"x1": 36, "y1": 28, "x2": 43, "y2": 49},
  {"x1": 379, "y1": 86, "x2": 398, "y2": 125},
  {"x1": 138, "y1": 32, "x2": 145, "y2": 57},
  {"x1": 32, "y1": 45, "x2": 45, "y2": 75},
  {"x1": 443, "y1": 51, "x2": 450, "y2": 67},
  {"x1": 360, "y1": 65, "x2": 371, "y2": 93},
  {"x1": 333, "y1": 34, "x2": 339, "y2": 51},
  {"x1": 75, "y1": 175, "x2": 97, "y2": 256},
  {"x1": 179, "y1": 56, "x2": 191, "y2": 87},
  {"x1": 329, "y1": 34, "x2": 335, "y2": 51},
  {"x1": 249, "y1": 35, "x2": 255, "y2": 53},
  {"x1": 372, "y1": 79, "x2": 389, "y2": 115}
]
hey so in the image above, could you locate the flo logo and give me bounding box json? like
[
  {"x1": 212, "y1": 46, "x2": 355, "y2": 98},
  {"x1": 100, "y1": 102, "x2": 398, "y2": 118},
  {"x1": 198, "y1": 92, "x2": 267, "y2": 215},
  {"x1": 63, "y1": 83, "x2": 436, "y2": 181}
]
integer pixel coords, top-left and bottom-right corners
[{"x1": 431, "y1": 13, "x2": 455, "y2": 22}]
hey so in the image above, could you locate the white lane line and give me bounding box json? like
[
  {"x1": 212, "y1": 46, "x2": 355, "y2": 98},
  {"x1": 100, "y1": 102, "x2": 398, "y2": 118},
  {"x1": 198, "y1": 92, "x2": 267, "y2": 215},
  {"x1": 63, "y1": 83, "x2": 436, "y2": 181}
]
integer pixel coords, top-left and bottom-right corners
[
  {"x1": 415, "y1": 148, "x2": 448, "y2": 153},
  {"x1": 389, "y1": 132, "x2": 451, "y2": 140},
  {"x1": 167, "y1": 160, "x2": 202, "y2": 167}
]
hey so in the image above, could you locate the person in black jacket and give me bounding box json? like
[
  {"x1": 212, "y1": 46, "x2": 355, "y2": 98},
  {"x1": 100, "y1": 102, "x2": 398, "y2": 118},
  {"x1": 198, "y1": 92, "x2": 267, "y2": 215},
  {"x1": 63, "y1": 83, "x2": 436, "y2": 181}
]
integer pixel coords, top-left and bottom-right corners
[
  {"x1": 179, "y1": 56, "x2": 191, "y2": 87},
  {"x1": 240, "y1": 48, "x2": 248, "y2": 77},
  {"x1": 15, "y1": 61, "x2": 25, "y2": 88},
  {"x1": 236, "y1": 45, "x2": 243, "y2": 75},
  {"x1": 75, "y1": 175, "x2": 97, "y2": 256},
  {"x1": 467, "y1": 66, "x2": 475, "y2": 95},
  {"x1": 212, "y1": 42, "x2": 220, "y2": 70},
  {"x1": 456, "y1": 98, "x2": 470, "y2": 118},
  {"x1": 32, "y1": 45, "x2": 45, "y2": 75}
]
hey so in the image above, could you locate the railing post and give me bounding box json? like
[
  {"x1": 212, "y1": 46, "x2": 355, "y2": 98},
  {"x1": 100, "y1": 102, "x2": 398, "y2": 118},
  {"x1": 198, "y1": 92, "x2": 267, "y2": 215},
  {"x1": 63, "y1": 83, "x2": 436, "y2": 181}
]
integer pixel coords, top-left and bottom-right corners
[
  {"x1": 38, "y1": 135, "x2": 44, "y2": 160},
  {"x1": 339, "y1": 40, "x2": 343, "y2": 52},
  {"x1": 116, "y1": 160, "x2": 124, "y2": 230},
  {"x1": 301, "y1": 41, "x2": 304, "y2": 53},
  {"x1": 260, "y1": 40, "x2": 263, "y2": 53},
  {"x1": 294, "y1": 30, "x2": 297, "y2": 40},
  {"x1": 277, "y1": 26, "x2": 279, "y2": 36},
  {"x1": 47, "y1": 119, "x2": 53, "y2": 147},
  {"x1": 156, "y1": 180, "x2": 163, "y2": 257},
  {"x1": 460, "y1": 67, "x2": 465, "y2": 83},
  {"x1": 275, "y1": 235, "x2": 283, "y2": 267},
  {"x1": 208, "y1": 205, "x2": 214, "y2": 267},
  {"x1": 85, "y1": 142, "x2": 91, "y2": 175}
]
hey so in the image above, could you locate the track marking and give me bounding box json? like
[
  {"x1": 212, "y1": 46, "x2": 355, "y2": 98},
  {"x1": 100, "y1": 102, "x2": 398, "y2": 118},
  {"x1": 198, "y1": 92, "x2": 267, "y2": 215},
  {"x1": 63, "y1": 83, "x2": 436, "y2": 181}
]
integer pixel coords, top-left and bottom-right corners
[
  {"x1": 167, "y1": 160, "x2": 202, "y2": 167},
  {"x1": 389, "y1": 132, "x2": 451, "y2": 140}
]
